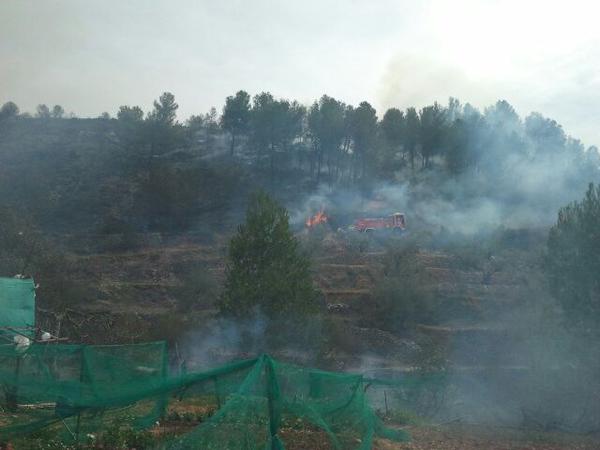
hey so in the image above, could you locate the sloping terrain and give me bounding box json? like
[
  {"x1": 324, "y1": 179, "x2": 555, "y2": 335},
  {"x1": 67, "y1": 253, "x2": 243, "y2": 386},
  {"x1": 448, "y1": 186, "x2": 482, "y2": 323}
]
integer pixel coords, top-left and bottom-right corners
[
  {"x1": 59, "y1": 228, "x2": 538, "y2": 371},
  {"x1": 376, "y1": 424, "x2": 600, "y2": 450},
  {"x1": 34, "y1": 228, "x2": 594, "y2": 447}
]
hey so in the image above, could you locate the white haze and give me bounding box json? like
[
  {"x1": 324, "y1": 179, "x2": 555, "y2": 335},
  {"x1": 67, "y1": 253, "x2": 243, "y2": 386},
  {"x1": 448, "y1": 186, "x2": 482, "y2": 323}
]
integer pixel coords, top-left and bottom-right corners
[{"x1": 1, "y1": 0, "x2": 600, "y2": 145}]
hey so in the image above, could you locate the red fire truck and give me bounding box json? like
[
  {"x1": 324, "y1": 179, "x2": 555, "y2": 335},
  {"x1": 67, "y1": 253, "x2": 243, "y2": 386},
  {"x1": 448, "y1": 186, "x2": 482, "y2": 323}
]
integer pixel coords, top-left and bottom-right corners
[{"x1": 353, "y1": 212, "x2": 406, "y2": 232}]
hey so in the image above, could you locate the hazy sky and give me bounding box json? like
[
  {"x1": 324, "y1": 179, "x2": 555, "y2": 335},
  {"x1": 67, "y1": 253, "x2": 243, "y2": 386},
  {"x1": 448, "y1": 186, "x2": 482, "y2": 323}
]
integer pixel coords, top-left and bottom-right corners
[{"x1": 2, "y1": 0, "x2": 599, "y2": 146}]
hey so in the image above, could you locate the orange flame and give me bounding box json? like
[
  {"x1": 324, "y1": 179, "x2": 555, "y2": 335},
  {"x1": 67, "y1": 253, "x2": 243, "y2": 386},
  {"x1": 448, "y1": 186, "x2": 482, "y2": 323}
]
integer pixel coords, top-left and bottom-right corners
[{"x1": 306, "y1": 210, "x2": 328, "y2": 227}]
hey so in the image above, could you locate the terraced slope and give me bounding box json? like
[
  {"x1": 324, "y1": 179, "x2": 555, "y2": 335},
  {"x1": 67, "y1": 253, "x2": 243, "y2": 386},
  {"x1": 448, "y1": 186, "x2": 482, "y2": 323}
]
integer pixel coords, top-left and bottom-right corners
[
  {"x1": 309, "y1": 232, "x2": 538, "y2": 368},
  {"x1": 60, "y1": 230, "x2": 538, "y2": 368}
]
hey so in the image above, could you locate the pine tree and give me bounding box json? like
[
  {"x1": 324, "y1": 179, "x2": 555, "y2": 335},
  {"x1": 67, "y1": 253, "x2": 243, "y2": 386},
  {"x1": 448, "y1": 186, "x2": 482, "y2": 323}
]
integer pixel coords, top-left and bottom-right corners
[
  {"x1": 546, "y1": 183, "x2": 600, "y2": 335},
  {"x1": 219, "y1": 192, "x2": 320, "y2": 317},
  {"x1": 221, "y1": 90, "x2": 251, "y2": 156}
]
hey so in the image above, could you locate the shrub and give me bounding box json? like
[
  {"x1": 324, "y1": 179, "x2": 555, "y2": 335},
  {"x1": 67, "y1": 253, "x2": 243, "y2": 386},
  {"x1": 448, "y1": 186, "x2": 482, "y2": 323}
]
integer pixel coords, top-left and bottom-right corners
[{"x1": 372, "y1": 245, "x2": 437, "y2": 333}]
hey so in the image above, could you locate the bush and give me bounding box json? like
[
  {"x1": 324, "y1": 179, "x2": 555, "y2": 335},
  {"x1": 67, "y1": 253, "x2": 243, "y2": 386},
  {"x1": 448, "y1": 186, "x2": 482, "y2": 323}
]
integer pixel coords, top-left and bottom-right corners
[{"x1": 372, "y1": 245, "x2": 437, "y2": 333}]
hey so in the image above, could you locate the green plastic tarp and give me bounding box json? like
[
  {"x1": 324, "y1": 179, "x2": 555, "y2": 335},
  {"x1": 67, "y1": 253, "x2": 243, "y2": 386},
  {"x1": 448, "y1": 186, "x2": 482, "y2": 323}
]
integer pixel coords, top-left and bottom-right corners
[{"x1": 0, "y1": 277, "x2": 36, "y2": 336}]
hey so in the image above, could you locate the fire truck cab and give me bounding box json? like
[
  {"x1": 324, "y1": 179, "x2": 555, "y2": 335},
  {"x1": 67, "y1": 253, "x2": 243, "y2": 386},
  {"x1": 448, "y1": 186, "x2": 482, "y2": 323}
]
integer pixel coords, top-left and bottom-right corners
[{"x1": 354, "y1": 212, "x2": 406, "y2": 232}]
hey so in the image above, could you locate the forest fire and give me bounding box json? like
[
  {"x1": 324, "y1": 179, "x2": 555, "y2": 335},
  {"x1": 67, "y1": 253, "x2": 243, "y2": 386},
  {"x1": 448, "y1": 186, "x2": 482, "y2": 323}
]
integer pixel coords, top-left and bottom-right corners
[{"x1": 306, "y1": 210, "x2": 329, "y2": 228}]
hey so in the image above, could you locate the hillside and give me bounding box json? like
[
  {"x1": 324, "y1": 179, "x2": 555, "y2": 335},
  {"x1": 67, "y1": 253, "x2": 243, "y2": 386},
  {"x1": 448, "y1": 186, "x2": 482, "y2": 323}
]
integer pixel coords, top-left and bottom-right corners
[
  {"x1": 2, "y1": 95, "x2": 599, "y2": 446},
  {"x1": 46, "y1": 226, "x2": 544, "y2": 374}
]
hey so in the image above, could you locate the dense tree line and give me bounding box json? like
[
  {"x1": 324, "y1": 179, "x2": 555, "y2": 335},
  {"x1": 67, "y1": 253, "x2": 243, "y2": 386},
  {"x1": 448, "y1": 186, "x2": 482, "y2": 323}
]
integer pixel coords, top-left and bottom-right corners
[
  {"x1": 1, "y1": 92, "x2": 599, "y2": 237},
  {"x1": 6, "y1": 92, "x2": 599, "y2": 183}
]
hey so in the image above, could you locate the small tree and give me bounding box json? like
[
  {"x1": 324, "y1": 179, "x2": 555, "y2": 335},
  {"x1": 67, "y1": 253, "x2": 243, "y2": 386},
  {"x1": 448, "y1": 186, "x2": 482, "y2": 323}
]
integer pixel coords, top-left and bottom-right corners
[
  {"x1": 0, "y1": 207, "x2": 89, "y2": 330},
  {"x1": 349, "y1": 101, "x2": 378, "y2": 179},
  {"x1": 185, "y1": 114, "x2": 204, "y2": 147},
  {"x1": 381, "y1": 108, "x2": 404, "y2": 156},
  {"x1": 36, "y1": 104, "x2": 51, "y2": 118},
  {"x1": 308, "y1": 95, "x2": 346, "y2": 183},
  {"x1": 219, "y1": 191, "x2": 320, "y2": 317},
  {"x1": 419, "y1": 102, "x2": 447, "y2": 168},
  {"x1": 0, "y1": 101, "x2": 19, "y2": 120},
  {"x1": 51, "y1": 105, "x2": 65, "y2": 119},
  {"x1": 148, "y1": 92, "x2": 178, "y2": 125},
  {"x1": 546, "y1": 183, "x2": 600, "y2": 336},
  {"x1": 373, "y1": 245, "x2": 436, "y2": 332},
  {"x1": 203, "y1": 107, "x2": 219, "y2": 153},
  {"x1": 221, "y1": 90, "x2": 251, "y2": 156},
  {"x1": 445, "y1": 119, "x2": 470, "y2": 175},
  {"x1": 117, "y1": 105, "x2": 144, "y2": 122},
  {"x1": 144, "y1": 93, "x2": 182, "y2": 158},
  {"x1": 250, "y1": 92, "x2": 306, "y2": 179},
  {"x1": 404, "y1": 107, "x2": 420, "y2": 171},
  {"x1": 379, "y1": 107, "x2": 405, "y2": 177}
]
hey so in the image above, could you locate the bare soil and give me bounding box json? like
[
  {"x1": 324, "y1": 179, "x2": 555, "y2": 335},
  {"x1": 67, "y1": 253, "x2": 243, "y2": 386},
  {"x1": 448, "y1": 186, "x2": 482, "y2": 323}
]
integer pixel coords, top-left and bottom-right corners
[{"x1": 375, "y1": 424, "x2": 600, "y2": 450}]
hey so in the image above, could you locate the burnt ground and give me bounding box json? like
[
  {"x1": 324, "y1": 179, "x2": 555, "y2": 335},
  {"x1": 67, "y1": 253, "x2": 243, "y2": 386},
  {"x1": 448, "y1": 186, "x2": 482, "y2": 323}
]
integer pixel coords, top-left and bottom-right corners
[
  {"x1": 376, "y1": 424, "x2": 600, "y2": 450},
  {"x1": 35, "y1": 228, "x2": 594, "y2": 449},
  {"x1": 56, "y1": 227, "x2": 542, "y2": 365}
]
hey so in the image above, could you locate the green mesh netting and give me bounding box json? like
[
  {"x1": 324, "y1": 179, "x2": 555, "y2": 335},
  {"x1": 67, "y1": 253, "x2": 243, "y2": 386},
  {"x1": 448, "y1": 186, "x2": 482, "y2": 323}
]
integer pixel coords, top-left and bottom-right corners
[
  {"x1": 0, "y1": 342, "x2": 419, "y2": 449},
  {"x1": 0, "y1": 277, "x2": 35, "y2": 339},
  {"x1": 0, "y1": 341, "x2": 169, "y2": 440}
]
